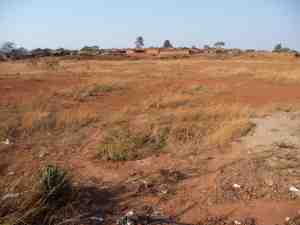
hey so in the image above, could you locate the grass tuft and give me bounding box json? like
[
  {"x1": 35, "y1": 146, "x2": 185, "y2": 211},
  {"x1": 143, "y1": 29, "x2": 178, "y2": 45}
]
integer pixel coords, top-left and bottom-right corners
[
  {"x1": 0, "y1": 165, "x2": 72, "y2": 225},
  {"x1": 72, "y1": 83, "x2": 121, "y2": 101},
  {"x1": 98, "y1": 125, "x2": 169, "y2": 161},
  {"x1": 39, "y1": 165, "x2": 72, "y2": 207}
]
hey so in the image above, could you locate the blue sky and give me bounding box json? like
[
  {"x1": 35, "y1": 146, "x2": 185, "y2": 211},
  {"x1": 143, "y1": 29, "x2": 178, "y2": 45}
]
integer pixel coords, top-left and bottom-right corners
[{"x1": 0, "y1": 0, "x2": 299, "y2": 50}]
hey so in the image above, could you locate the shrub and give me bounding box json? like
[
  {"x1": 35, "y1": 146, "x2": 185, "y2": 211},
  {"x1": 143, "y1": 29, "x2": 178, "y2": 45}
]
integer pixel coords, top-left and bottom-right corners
[
  {"x1": 39, "y1": 165, "x2": 72, "y2": 207},
  {"x1": 0, "y1": 165, "x2": 72, "y2": 225}
]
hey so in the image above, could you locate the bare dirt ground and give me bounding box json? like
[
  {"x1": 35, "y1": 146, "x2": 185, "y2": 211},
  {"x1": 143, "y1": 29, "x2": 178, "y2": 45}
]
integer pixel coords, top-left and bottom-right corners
[{"x1": 1, "y1": 55, "x2": 300, "y2": 225}]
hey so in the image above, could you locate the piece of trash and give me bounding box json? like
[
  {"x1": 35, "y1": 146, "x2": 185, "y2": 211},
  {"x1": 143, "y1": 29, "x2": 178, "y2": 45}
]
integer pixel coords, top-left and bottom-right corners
[
  {"x1": 117, "y1": 210, "x2": 179, "y2": 225},
  {"x1": 289, "y1": 186, "x2": 300, "y2": 197},
  {"x1": 233, "y1": 184, "x2": 241, "y2": 189},
  {"x1": 89, "y1": 216, "x2": 104, "y2": 222},
  {"x1": 234, "y1": 220, "x2": 242, "y2": 225},
  {"x1": 285, "y1": 217, "x2": 291, "y2": 222},
  {"x1": 1, "y1": 139, "x2": 10, "y2": 145},
  {"x1": 1, "y1": 193, "x2": 20, "y2": 201}
]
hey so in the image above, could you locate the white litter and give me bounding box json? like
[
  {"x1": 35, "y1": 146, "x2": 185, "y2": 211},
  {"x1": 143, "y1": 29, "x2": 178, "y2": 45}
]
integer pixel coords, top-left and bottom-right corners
[
  {"x1": 1, "y1": 139, "x2": 10, "y2": 145},
  {"x1": 289, "y1": 186, "x2": 300, "y2": 197},
  {"x1": 1, "y1": 193, "x2": 20, "y2": 201},
  {"x1": 89, "y1": 217, "x2": 104, "y2": 222},
  {"x1": 234, "y1": 220, "x2": 242, "y2": 225},
  {"x1": 126, "y1": 211, "x2": 134, "y2": 216},
  {"x1": 233, "y1": 184, "x2": 241, "y2": 189}
]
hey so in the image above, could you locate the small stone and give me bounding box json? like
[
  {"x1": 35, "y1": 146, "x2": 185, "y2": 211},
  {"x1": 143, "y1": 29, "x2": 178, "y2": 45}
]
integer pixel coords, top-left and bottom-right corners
[
  {"x1": 7, "y1": 171, "x2": 15, "y2": 176},
  {"x1": 234, "y1": 220, "x2": 242, "y2": 225}
]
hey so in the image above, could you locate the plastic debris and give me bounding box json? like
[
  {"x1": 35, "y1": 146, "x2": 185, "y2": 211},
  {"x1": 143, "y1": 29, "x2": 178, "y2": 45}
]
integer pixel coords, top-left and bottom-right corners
[
  {"x1": 89, "y1": 216, "x2": 104, "y2": 223},
  {"x1": 1, "y1": 193, "x2": 20, "y2": 201},
  {"x1": 117, "y1": 210, "x2": 182, "y2": 225},
  {"x1": 234, "y1": 220, "x2": 242, "y2": 225},
  {"x1": 289, "y1": 186, "x2": 300, "y2": 197},
  {"x1": 1, "y1": 139, "x2": 10, "y2": 145},
  {"x1": 233, "y1": 184, "x2": 241, "y2": 189}
]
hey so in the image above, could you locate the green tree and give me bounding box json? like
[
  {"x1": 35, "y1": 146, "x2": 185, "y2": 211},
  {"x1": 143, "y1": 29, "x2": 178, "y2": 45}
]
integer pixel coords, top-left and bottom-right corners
[
  {"x1": 1, "y1": 41, "x2": 16, "y2": 53},
  {"x1": 163, "y1": 40, "x2": 173, "y2": 48},
  {"x1": 135, "y1": 36, "x2": 144, "y2": 48},
  {"x1": 273, "y1": 43, "x2": 282, "y2": 52},
  {"x1": 214, "y1": 41, "x2": 225, "y2": 48}
]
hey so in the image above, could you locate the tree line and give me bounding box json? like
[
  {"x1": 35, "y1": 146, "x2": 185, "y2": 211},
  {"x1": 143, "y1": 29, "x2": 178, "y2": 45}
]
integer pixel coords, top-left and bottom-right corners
[{"x1": 0, "y1": 37, "x2": 298, "y2": 57}]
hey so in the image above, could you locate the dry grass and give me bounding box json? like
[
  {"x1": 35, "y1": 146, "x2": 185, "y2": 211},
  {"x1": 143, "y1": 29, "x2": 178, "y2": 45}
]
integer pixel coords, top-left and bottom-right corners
[
  {"x1": 1, "y1": 95, "x2": 100, "y2": 140},
  {"x1": 206, "y1": 119, "x2": 255, "y2": 147},
  {"x1": 98, "y1": 122, "x2": 169, "y2": 161},
  {"x1": 254, "y1": 68, "x2": 300, "y2": 83},
  {"x1": 0, "y1": 165, "x2": 73, "y2": 225},
  {"x1": 55, "y1": 106, "x2": 98, "y2": 129},
  {"x1": 144, "y1": 93, "x2": 193, "y2": 110},
  {"x1": 58, "y1": 82, "x2": 124, "y2": 102},
  {"x1": 2, "y1": 56, "x2": 300, "y2": 223},
  {"x1": 166, "y1": 103, "x2": 254, "y2": 149},
  {"x1": 98, "y1": 92, "x2": 254, "y2": 159},
  {"x1": 21, "y1": 106, "x2": 99, "y2": 134}
]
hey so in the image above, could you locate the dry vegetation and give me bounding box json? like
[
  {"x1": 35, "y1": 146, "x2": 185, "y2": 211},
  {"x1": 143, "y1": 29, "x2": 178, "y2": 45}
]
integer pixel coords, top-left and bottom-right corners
[{"x1": 1, "y1": 54, "x2": 300, "y2": 225}]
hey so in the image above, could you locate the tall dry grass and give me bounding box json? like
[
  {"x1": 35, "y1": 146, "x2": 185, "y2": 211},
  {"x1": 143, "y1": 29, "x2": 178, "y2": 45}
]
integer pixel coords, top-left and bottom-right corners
[
  {"x1": 98, "y1": 87, "x2": 254, "y2": 160},
  {"x1": 21, "y1": 106, "x2": 99, "y2": 134},
  {"x1": 1, "y1": 94, "x2": 100, "y2": 141}
]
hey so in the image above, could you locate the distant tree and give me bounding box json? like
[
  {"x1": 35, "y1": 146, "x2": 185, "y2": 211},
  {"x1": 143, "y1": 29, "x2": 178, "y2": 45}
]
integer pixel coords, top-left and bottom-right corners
[
  {"x1": 135, "y1": 36, "x2": 144, "y2": 49},
  {"x1": 163, "y1": 40, "x2": 173, "y2": 48},
  {"x1": 203, "y1": 45, "x2": 210, "y2": 49},
  {"x1": 214, "y1": 41, "x2": 225, "y2": 48},
  {"x1": 1, "y1": 41, "x2": 17, "y2": 53},
  {"x1": 273, "y1": 43, "x2": 282, "y2": 52},
  {"x1": 80, "y1": 45, "x2": 99, "y2": 51},
  {"x1": 273, "y1": 43, "x2": 291, "y2": 53},
  {"x1": 191, "y1": 45, "x2": 197, "y2": 49},
  {"x1": 10, "y1": 47, "x2": 29, "y2": 59}
]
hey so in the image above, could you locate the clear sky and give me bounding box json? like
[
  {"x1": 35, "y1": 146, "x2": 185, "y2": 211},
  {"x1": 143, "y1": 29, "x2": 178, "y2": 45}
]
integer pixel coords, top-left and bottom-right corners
[{"x1": 0, "y1": 0, "x2": 299, "y2": 50}]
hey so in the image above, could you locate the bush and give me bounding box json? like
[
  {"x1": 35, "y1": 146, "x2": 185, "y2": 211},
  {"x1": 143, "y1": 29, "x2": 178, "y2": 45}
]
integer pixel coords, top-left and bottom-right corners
[
  {"x1": 39, "y1": 165, "x2": 72, "y2": 207},
  {"x1": 0, "y1": 165, "x2": 72, "y2": 225}
]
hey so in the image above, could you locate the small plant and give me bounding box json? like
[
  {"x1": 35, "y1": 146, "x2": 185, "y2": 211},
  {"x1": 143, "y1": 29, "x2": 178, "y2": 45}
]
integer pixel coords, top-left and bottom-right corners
[
  {"x1": 39, "y1": 165, "x2": 72, "y2": 207},
  {"x1": 0, "y1": 165, "x2": 72, "y2": 225}
]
